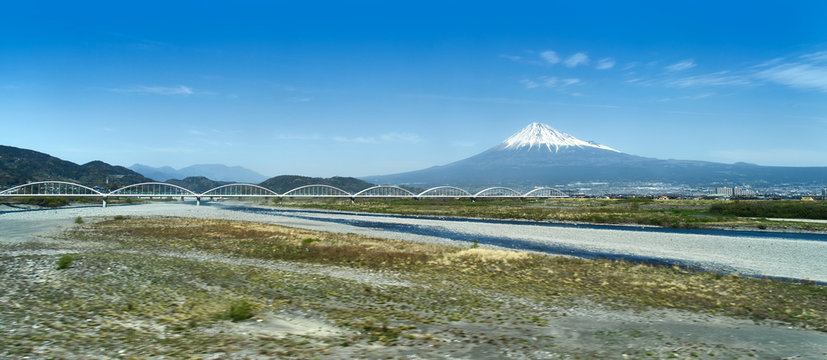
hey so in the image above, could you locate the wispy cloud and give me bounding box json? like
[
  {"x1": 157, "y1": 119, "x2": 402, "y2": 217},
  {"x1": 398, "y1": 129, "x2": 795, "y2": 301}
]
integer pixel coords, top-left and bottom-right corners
[
  {"x1": 333, "y1": 133, "x2": 422, "y2": 144},
  {"x1": 499, "y1": 53, "x2": 541, "y2": 65},
  {"x1": 521, "y1": 76, "x2": 582, "y2": 89},
  {"x1": 596, "y1": 58, "x2": 615, "y2": 70},
  {"x1": 564, "y1": 52, "x2": 589, "y2": 68},
  {"x1": 658, "y1": 92, "x2": 716, "y2": 102},
  {"x1": 540, "y1": 50, "x2": 561, "y2": 64},
  {"x1": 668, "y1": 71, "x2": 750, "y2": 87},
  {"x1": 287, "y1": 97, "x2": 312, "y2": 103},
  {"x1": 403, "y1": 93, "x2": 619, "y2": 108},
  {"x1": 756, "y1": 55, "x2": 827, "y2": 92},
  {"x1": 112, "y1": 85, "x2": 195, "y2": 95},
  {"x1": 520, "y1": 79, "x2": 540, "y2": 89},
  {"x1": 666, "y1": 59, "x2": 696, "y2": 72},
  {"x1": 379, "y1": 132, "x2": 423, "y2": 143},
  {"x1": 332, "y1": 136, "x2": 377, "y2": 143}
]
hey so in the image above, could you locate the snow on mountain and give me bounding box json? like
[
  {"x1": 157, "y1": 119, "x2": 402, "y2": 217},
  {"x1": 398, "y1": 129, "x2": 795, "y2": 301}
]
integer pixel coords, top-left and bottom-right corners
[{"x1": 501, "y1": 122, "x2": 619, "y2": 153}]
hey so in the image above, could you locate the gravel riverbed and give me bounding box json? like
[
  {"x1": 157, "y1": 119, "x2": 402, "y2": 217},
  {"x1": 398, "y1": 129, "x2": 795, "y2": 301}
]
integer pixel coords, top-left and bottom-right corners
[{"x1": 2, "y1": 201, "x2": 825, "y2": 282}]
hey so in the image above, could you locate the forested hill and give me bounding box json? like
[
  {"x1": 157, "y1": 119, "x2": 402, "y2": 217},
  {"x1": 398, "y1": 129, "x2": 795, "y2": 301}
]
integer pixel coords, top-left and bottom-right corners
[
  {"x1": 0, "y1": 145, "x2": 153, "y2": 189},
  {"x1": 166, "y1": 176, "x2": 232, "y2": 193},
  {"x1": 259, "y1": 175, "x2": 374, "y2": 194}
]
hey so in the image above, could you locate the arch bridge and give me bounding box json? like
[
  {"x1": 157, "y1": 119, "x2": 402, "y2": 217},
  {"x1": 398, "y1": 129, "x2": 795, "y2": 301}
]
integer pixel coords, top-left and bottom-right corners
[{"x1": 0, "y1": 181, "x2": 568, "y2": 207}]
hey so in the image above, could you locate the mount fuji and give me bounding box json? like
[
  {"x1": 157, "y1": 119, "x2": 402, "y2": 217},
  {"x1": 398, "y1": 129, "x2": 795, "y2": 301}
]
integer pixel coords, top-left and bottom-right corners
[{"x1": 362, "y1": 123, "x2": 827, "y2": 192}]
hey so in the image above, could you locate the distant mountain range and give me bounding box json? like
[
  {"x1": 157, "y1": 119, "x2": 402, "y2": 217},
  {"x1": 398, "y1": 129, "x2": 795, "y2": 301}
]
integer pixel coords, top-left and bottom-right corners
[
  {"x1": 129, "y1": 164, "x2": 269, "y2": 184},
  {"x1": 0, "y1": 145, "x2": 153, "y2": 189},
  {"x1": 363, "y1": 122, "x2": 827, "y2": 192}
]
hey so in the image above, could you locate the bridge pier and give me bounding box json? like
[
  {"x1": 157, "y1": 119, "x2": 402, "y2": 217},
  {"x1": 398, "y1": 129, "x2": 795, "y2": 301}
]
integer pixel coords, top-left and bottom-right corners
[
  {"x1": 196, "y1": 197, "x2": 201, "y2": 206},
  {"x1": 102, "y1": 197, "x2": 107, "y2": 208}
]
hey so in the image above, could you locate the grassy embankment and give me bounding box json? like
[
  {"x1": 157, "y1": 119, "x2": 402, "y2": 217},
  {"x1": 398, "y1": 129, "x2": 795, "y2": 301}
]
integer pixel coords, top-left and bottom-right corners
[
  {"x1": 2, "y1": 216, "x2": 823, "y2": 358},
  {"x1": 271, "y1": 197, "x2": 827, "y2": 232}
]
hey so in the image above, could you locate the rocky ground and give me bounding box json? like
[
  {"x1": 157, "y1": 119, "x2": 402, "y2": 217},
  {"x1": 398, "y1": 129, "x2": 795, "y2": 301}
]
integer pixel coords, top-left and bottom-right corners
[{"x1": 1, "y1": 203, "x2": 825, "y2": 359}]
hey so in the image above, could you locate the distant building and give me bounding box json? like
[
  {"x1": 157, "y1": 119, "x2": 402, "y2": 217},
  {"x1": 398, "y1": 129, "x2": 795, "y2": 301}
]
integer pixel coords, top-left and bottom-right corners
[
  {"x1": 822, "y1": 187, "x2": 827, "y2": 200},
  {"x1": 711, "y1": 186, "x2": 756, "y2": 197}
]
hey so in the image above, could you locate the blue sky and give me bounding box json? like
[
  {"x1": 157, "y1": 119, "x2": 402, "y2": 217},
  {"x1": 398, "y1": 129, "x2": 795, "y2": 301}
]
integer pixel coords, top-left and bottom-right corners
[{"x1": 1, "y1": 1, "x2": 826, "y2": 177}]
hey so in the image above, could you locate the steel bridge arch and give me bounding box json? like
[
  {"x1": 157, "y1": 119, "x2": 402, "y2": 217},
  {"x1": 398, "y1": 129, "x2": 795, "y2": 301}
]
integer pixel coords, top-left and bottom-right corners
[
  {"x1": 0, "y1": 181, "x2": 104, "y2": 196},
  {"x1": 523, "y1": 187, "x2": 568, "y2": 198},
  {"x1": 417, "y1": 186, "x2": 473, "y2": 198},
  {"x1": 200, "y1": 183, "x2": 279, "y2": 197},
  {"x1": 282, "y1": 184, "x2": 351, "y2": 197},
  {"x1": 108, "y1": 182, "x2": 198, "y2": 197},
  {"x1": 353, "y1": 185, "x2": 416, "y2": 198},
  {"x1": 473, "y1": 187, "x2": 523, "y2": 198}
]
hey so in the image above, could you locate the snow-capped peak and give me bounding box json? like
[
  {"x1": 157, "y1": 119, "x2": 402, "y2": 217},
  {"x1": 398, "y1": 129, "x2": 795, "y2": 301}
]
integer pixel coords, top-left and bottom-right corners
[{"x1": 501, "y1": 122, "x2": 620, "y2": 152}]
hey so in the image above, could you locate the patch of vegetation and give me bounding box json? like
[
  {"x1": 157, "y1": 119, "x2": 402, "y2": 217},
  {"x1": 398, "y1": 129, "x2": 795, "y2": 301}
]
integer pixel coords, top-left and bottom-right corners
[
  {"x1": 56, "y1": 254, "x2": 75, "y2": 269},
  {"x1": 74, "y1": 216, "x2": 84, "y2": 224},
  {"x1": 710, "y1": 200, "x2": 827, "y2": 220},
  {"x1": 113, "y1": 215, "x2": 125, "y2": 220},
  {"x1": 222, "y1": 299, "x2": 254, "y2": 322},
  {"x1": 301, "y1": 237, "x2": 319, "y2": 244},
  {"x1": 11, "y1": 197, "x2": 70, "y2": 207}
]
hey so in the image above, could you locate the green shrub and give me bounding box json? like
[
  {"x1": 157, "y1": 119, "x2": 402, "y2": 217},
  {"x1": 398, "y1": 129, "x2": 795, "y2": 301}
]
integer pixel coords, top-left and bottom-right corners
[
  {"x1": 56, "y1": 254, "x2": 75, "y2": 270},
  {"x1": 301, "y1": 237, "x2": 319, "y2": 244},
  {"x1": 113, "y1": 215, "x2": 125, "y2": 220},
  {"x1": 16, "y1": 197, "x2": 70, "y2": 207},
  {"x1": 223, "y1": 300, "x2": 253, "y2": 322},
  {"x1": 74, "y1": 216, "x2": 84, "y2": 224}
]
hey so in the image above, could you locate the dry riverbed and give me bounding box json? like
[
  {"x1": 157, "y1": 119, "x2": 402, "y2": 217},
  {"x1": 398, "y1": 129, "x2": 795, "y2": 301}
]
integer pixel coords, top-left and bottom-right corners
[{"x1": 0, "y1": 204, "x2": 826, "y2": 359}]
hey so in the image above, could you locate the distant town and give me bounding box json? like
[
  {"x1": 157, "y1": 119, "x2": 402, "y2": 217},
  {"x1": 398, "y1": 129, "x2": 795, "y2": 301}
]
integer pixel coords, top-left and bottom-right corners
[{"x1": 553, "y1": 182, "x2": 827, "y2": 200}]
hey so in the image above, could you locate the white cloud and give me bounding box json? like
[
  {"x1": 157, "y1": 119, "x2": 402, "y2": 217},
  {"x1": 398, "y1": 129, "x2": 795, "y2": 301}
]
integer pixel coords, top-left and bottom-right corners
[
  {"x1": 658, "y1": 93, "x2": 716, "y2": 102},
  {"x1": 523, "y1": 76, "x2": 581, "y2": 89},
  {"x1": 332, "y1": 136, "x2": 376, "y2": 144},
  {"x1": 379, "y1": 132, "x2": 422, "y2": 144},
  {"x1": 564, "y1": 52, "x2": 589, "y2": 68},
  {"x1": 596, "y1": 58, "x2": 615, "y2": 70},
  {"x1": 113, "y1": 85, "x2": 194, "y2": 95},
  {"x1": 520, "y1": 79, "x2": 540, "y2": 88},
  {"x1": 540, "y1": 50, "x2": 561, "y2": 64},
  {"x1": 668, "y1": 71, "x2": 750, "y2": 87},
  {"x1": 666, "y1": 59, "x2": 696, "y2": 72},
  {"x1": 757, "y1": 62, "x2": 827, "y2": 92},
  {"x1": 561, "y1": 78, "x2": 581, "y2": 86},
  {"x1": 287, "y1": 97, "x2": 312, "y2": 103},
  {"x1": 800, "y1": 51, "x2": 827, "y2": 62},
  {"x1": 541, "y1": 77, "x2": 557, "y2": 87}
]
